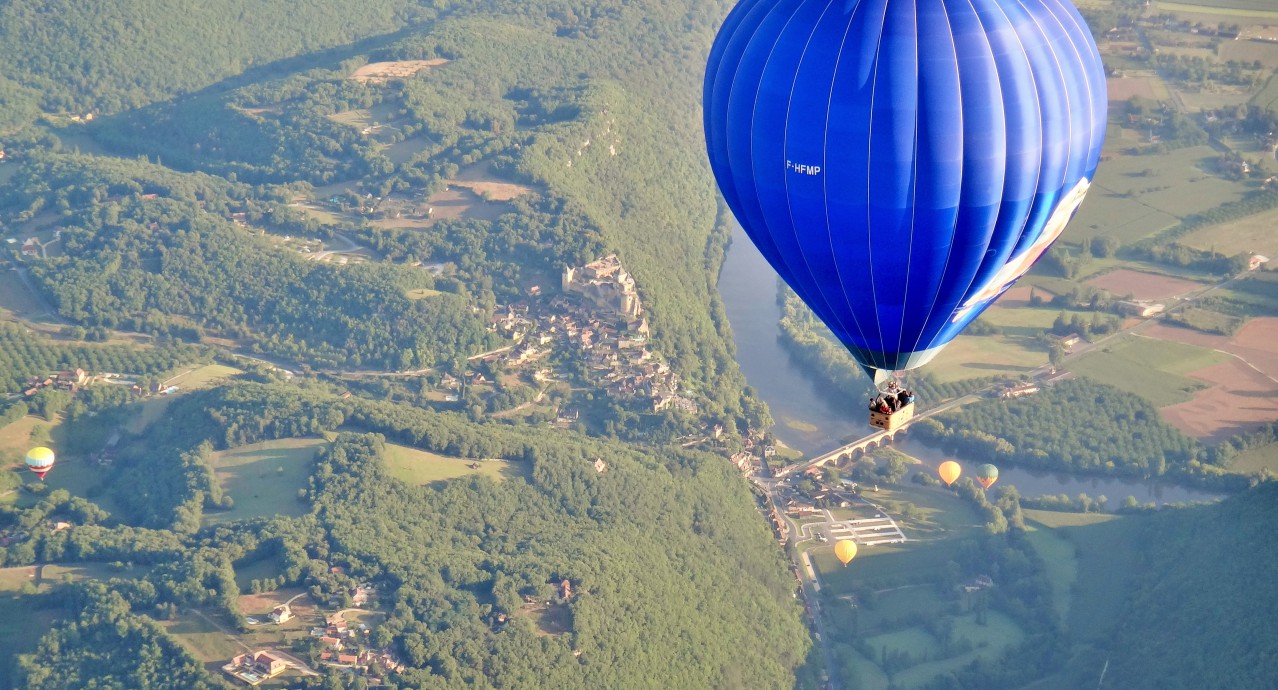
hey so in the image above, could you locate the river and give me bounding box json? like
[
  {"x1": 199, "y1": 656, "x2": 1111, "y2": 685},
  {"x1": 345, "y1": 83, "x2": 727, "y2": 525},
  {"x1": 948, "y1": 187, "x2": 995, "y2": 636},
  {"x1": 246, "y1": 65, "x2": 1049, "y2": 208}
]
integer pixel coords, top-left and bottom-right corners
[{"x1": 717, "y1": 225, "x2": 1222, "y2": 505}]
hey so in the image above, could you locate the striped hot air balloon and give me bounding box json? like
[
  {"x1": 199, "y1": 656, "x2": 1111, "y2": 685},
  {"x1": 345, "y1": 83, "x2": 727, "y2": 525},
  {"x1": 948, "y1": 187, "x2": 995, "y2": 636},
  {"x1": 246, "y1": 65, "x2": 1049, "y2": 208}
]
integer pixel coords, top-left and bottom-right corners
[{"x1": 25, "y1": 447, "x2": 55, "y2": 480}]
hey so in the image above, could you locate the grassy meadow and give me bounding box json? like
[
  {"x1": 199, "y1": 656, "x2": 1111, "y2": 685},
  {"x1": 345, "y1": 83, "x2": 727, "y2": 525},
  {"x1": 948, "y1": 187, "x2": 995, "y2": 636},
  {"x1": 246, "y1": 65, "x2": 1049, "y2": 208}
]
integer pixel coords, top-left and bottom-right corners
[
  {"x1": 204, "y1": 438, "x2": 325, "y2": 524},
  {"x1": 383, "y1": 443, "x2": 525, "y2": 487}
]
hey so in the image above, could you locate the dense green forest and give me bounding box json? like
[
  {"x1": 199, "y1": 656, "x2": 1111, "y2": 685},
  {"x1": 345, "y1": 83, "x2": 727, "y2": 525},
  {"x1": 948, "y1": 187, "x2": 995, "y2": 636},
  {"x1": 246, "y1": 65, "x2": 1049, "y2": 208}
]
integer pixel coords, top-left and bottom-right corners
[{"x1": 1098, "y1": 482, "x2": 1278, "y2": 689}]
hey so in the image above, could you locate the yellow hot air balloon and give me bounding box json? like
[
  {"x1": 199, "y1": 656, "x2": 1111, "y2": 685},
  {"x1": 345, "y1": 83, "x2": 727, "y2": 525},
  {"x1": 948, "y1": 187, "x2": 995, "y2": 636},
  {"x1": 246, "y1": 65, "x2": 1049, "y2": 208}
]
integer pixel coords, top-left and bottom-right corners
[
  {"x1": 834, "y1": 540, "x2": 857, "y2": 567},
  {"x1": 25, "y1": 447, "x2": 55, "y2": 481},
  {"x1": 938, "y1": 460, "x2": 961, "y2": 487}
]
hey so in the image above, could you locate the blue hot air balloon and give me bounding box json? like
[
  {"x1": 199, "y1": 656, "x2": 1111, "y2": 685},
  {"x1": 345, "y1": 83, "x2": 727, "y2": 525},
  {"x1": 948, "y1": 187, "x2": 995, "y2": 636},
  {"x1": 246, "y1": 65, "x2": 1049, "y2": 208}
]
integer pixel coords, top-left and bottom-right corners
[{"x1": 705, "y1": 0, "x2": 1107, "y2": 384}]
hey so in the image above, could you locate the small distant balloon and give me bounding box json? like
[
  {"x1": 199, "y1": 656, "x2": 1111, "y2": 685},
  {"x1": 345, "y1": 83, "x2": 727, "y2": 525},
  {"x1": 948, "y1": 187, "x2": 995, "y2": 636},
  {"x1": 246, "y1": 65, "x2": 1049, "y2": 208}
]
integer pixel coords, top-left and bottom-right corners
[
  {"x1": 976, "y1": 464, "x2": 999, "y2": 490},
  {"x1": 25, "y1": 447, "x2": 55, "y2": 481},
  {"x1": 834, "y1": 540, "x2": 858, "y2": 566},
  {"x1": 938, "y1": 461, "x2": 961, "y2": 487}
]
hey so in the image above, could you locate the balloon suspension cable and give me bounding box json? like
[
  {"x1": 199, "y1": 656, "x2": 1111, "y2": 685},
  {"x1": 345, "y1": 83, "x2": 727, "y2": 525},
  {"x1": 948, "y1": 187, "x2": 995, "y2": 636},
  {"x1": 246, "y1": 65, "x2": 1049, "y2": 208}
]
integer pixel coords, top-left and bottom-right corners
[{"x1": 874, "y1": 373, "x2": 903, "y2": 395}]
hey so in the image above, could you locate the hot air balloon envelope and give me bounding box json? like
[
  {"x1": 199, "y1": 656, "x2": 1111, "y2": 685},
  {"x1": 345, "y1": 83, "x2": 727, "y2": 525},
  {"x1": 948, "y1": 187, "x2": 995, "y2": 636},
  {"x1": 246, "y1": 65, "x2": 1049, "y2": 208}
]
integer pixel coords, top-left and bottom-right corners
[
  {"x1": 976, "y1": 463, "x2": 999, "y2": 489},
  {"x1": 835, "y1": 539, "x2": 858, "y2": 566},
  {"x1": 25, "y1": 447, "x2": 55, "y2": 480},
  {"x1": 704, "y1": 0, "x2": 1107, "y2": 383},
  {"x1": 938, "y1": 460, "x2": 961, "y2": 486}
]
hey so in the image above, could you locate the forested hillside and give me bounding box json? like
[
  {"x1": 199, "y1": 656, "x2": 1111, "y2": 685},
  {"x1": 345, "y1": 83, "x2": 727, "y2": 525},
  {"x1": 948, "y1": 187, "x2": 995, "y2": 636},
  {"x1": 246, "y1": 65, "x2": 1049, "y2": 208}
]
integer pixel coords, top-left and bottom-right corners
[
  {"x1": 1098, "y1": 482, "x2": 1278, "y2": 689},
  {"x1": 6, "y1": 383, "x2": 812, "y2": 688}
]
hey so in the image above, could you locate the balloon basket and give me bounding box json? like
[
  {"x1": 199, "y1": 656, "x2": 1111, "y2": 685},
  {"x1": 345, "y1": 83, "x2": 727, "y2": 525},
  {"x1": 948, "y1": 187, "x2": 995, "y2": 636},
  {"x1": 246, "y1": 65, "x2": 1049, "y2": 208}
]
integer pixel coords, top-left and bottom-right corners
[{"x1": 869, "y1": 402, "x2": 914, "y2": 431}]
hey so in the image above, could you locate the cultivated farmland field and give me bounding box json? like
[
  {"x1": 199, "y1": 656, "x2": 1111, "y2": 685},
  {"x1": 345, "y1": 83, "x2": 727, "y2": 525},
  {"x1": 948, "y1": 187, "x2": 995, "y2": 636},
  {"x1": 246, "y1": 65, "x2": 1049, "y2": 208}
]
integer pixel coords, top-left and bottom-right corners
[
  {"x1": 204, "y1": 438, "x2": 325, "y2": 524},
  {"x1": 1067, "y1": 334, "x2": 1226, "y2": 407},
  {"x1": 1068, "y1": 146, "x2": 1249, "y2": 244},
  {"x1": 383, "y1": 443, "x2": 525, "y2": 486}
]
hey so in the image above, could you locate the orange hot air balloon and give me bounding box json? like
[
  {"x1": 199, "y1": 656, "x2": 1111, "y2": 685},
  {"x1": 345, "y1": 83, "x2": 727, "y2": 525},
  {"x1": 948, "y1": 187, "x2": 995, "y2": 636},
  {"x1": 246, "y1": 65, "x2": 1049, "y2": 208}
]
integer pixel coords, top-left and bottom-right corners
[
  {"x1": 976, "y1": 464, "x2": 999, "y2": 490},
  {"x1": 834, "y1": 540, "x2": 857, "y2": 567},
  {"x1": 25, "y1": 447, "x2": 55, "y2": 481},
  {"x1": 938, "y1": 461, "x2": 961, "y2": 487}
]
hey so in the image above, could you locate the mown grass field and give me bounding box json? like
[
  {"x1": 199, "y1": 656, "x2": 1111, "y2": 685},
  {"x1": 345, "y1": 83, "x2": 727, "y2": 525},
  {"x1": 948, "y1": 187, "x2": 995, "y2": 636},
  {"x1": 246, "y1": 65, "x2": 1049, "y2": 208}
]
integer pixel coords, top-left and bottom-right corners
[
  {"x1": 924, "y1": 335, "x2": 1046, "y2": 383},
  {"x1": 1066, "y1": 334, "x2": 1226, "y2": 407},
  {"x1": 1023, "y1": 517, "x2": 1085, "y2": 621},
  {"x1": 233, "y1": 556, "x2": 284, "y2": 592},
  {"x1": 1180, "y1": 207, "x2": 1278, "y2": 258},
  {"x1": 845, "y1": 611, "x2": 1023, "y2": 690},
  {"x1": 204, "y1": 438, "x2": 325, "y2": 525},
  {"x1": 159, "y1": 612, "x2": 245, "y2": 663},
  {"x1": 160, "y1": 363, "x2": 242, "y2": 390},
  {"x1": 1055, "y1": 514, "x2": 1146, "y2": 642},
  {"x1": 383, "y1": 443, "x2": 525, "y2": 486},
  {"x1": 1228, "y1": 442, "x2": 1278, "y2": 474},
  {"x1": 0, "y1": 563, "x2": 149, "y2": 593},
  {"x1": 0, "y1": 269, "x2": 46, "y2": 318}
]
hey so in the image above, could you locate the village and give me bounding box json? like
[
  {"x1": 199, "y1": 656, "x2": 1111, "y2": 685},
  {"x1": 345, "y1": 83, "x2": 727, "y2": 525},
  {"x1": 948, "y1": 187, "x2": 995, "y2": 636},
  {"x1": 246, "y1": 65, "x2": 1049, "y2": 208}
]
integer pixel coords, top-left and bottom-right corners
[{"x1": 470, "y1": 254, "x2": 700, "y2": 418}]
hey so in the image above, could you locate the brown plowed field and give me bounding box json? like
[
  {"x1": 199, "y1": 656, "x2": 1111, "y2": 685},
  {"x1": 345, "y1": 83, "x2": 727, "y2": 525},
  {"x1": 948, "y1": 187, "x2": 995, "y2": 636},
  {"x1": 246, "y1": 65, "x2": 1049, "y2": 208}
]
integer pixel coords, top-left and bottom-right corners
[
  {"x1": 1161, "y1": 359, "x2": 1278, "y2": 443},
  {"x1": 1085, "y1": 269, "x2": 1204, "y2": 300},
  {"x1": 1146, "y1": 318, "x2": 1278, "y2": 442}
]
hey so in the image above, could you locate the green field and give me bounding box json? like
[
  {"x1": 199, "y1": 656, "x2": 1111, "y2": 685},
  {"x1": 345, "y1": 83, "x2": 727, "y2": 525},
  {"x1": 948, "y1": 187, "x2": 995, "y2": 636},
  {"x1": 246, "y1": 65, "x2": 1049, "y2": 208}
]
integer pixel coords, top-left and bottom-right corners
[
  {"x1": 405, "y1": 288, "x2": 443, "y2": 300},
  {"x1": 1069, "y1": 147, "x2": 1249, "y2": 244},
  {"x1": 204, "y1": 438, "x2": 325, "y2": 524},
  {"x1": 1023, "y1": 520, "x2": 1081, "y2": 620},
  {"x1": 924, "y1": 335, "x2": 1046, "y2": 383},
  {"x1": 160, "y1": 612, "x2": 246, "y2": 663},
  {"x1": 383, "y1": 442, "x2": 525, "y2": 486},
  {"x1": 0, "y1": 563, "x2": 148, "y2": 593},
  {"x1": 981, "y1": 303, "x2": 1095, "y2": 337},
  {"x1": 1181, "y1": 207, "x2": 1278, "y2": 258},
  {"x1": 1228, "y1": 441, "x2": 1278, "y2": 474},
  {"x1": 160, "y1": 363, "x2": 242, "y2": 390},
  {"x1": 1157, "y1": 1, "x2": 1278, "y2": 18},
  {"x1": 1255, "y1": 71, "x2": 1278, "y2": 111},
  {"x1": 1055, "y1": 515, "x2": 1146, "y2": 642},
  {"x1": 1066, "y1": 334, "x2": 1226, "y2": 407},
  {"x1": 0, "y1": 415, "x2": 50, "y2": 459},
  {"x1": 233, "y1": 556, "x2": 284, "y2": 592},
  {"x1": 0, "y1": 415, "x2": 123, "y2": 514},
  {"x1": 0, "y1": 270, "x2": 46, "y2": 318},
  {"x1": 0, "y1": 596, "x2": 57, "y2": 690}
]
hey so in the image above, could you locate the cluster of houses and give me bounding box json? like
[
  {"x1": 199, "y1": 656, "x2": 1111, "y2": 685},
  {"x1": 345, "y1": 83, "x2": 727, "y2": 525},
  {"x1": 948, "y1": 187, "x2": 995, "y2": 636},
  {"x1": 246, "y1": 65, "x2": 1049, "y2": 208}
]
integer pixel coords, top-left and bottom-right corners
[
  {"x1": 23, "y1": 368, "x2": 90, "y2": 397},
  {"x1": 313, "y1": 614, "x2": 404, "y2": 679},
  {"x1": 480, "y1": 255, "x2": 698, "y2": 415}
]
